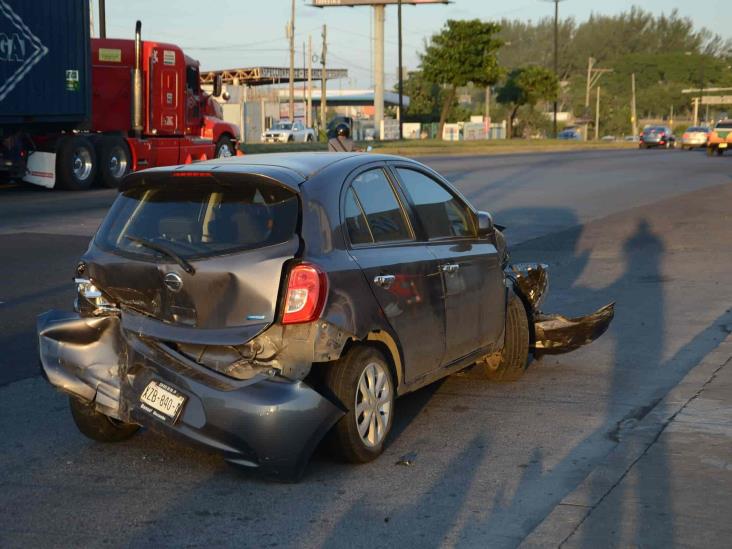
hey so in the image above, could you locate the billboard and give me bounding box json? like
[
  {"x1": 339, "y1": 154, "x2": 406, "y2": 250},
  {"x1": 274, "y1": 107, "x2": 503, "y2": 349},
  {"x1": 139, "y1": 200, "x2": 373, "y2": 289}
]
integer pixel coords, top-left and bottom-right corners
[{"x1": 313, "y1": 0, "x2": 447, "y2": 6}]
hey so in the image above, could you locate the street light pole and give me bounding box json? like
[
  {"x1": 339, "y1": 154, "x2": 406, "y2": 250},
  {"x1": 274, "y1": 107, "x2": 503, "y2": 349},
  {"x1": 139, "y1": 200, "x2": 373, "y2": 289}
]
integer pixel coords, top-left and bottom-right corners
[
  {"x1": 397, "y1": 0, "x2": 403, "y2": 140},
  {"x1": 552, "y1": 0, "x2": 559, "y2": 138}
]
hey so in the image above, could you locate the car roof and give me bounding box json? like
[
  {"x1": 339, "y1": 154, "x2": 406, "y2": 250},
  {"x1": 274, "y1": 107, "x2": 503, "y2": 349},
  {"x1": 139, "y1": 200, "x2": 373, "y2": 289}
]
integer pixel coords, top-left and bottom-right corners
[{"x1": 127, "y1": 152, "x2": 415, "y2": 190}]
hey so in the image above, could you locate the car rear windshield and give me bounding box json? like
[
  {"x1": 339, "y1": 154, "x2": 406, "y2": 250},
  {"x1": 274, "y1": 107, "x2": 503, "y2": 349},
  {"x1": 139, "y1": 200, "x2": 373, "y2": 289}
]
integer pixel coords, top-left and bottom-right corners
[
  {"x1": 95, "y1": 175, "x2": 299, "y2": 260},
  {"x1": 716, "y1": 122, "x2": 732, "y2": 129},
  {"x1": 644, "y1": 127, "x2": 666, "y2": 133}
]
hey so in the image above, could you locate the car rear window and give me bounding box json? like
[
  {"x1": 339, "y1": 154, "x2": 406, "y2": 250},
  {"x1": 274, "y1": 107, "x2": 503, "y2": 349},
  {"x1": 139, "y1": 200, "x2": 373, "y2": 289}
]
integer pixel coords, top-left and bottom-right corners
[
  {"x1": 644, "y1": 127, "x2": 665, "y2": 133},
  {"x1": 95, "y1": 175, "x2": 299, "y2": 260}
]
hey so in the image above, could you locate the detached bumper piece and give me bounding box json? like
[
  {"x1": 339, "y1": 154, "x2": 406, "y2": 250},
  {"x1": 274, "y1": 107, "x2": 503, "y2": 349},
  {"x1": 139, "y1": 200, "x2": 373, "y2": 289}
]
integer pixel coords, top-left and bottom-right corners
[
  {"x1": 509, "y1": 263, "x2": 615, "y2": 355},
  {"x1": 37, "y1": 310, "x2": 343, "y2": 481}
]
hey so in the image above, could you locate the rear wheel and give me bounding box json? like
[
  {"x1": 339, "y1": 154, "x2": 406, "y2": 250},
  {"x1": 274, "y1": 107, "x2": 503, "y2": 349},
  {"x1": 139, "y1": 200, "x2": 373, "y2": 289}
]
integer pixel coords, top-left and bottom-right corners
[
  {"x1": 214, "y1": 135, "x2": 235, "y2": 158},
  {"x1": 707, "y1": 146, "x2": 715, "y2": 156},
  {"x1": 69, "y1": 397, "x2": 139, "y2": 443},
  {"x1": 324, "y1": 346, "x2": 395, "y2": 463},
  {"x1": 717, "y1": 147, "x2": 725, "y2": 156},
  {"x1": 56, "y1": 135, "x2": 97, "y2": 190},
  {"x1": 96, "y1": 136, "x2": 131, "y2": 188},
  {"x1": 479, "y1": 289, "x2": 530, "y2": 381}
]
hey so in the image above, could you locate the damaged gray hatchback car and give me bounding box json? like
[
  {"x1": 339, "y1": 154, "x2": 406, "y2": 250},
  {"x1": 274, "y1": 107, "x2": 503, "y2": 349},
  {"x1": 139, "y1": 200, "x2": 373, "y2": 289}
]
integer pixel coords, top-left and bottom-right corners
[{"x1": 38, "y1": 153, "x2": 613, "y2": 480}]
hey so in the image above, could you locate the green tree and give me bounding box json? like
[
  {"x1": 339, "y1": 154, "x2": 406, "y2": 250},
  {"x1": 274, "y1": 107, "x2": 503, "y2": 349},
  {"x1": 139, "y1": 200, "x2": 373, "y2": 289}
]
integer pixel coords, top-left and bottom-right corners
[
  {"x1": 497, "y1": 66, "x2": 559, "y2": 137},
  {"x1": 420, "y1": 19, "x2": 502, "y2": 136}
]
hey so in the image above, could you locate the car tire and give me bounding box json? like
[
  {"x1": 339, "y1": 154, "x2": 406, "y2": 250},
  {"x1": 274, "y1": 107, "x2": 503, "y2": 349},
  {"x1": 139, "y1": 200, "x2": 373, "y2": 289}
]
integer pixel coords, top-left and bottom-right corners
[
  {"x1": 96, "y1": 136, "x2": 131, "y2": 188},
  {"x1": 306, "y1": 134, "x2": 314, "y2": 142},
  {"x1": 480, "y1": 289, "x2": 530, "y2": 382},
  {"x1": 214, "y1": 135, "x2": 235, "y2": 158},
  {"x1": 324, "y1": 346, "x2": 395, "y2": 463},
  {"x1": 68, "y1": 397, "x2": 139, "y2": 443},
  {"x1": 287, "y1": 135, "x2": 294, "y2": 143},
  {"x1": 56, "y1": 135, "x2": 97, "y2": 190}
]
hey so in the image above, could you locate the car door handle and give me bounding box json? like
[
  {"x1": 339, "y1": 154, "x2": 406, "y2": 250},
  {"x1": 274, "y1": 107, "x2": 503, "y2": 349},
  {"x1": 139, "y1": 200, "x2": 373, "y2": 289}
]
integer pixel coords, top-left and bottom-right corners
[
  {"x1": 440, "y1": 263, "x2": 460, "y2": 274},
  {"x1": 374, "y1": 275, "x2": 396, "y2": 289}
]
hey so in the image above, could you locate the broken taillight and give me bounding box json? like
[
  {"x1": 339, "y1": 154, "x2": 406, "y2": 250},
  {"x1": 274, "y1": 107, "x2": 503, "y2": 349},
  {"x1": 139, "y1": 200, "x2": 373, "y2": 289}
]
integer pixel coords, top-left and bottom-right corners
[{"x1": 281, "y1": 263, "x2": 328, "y2": 325}]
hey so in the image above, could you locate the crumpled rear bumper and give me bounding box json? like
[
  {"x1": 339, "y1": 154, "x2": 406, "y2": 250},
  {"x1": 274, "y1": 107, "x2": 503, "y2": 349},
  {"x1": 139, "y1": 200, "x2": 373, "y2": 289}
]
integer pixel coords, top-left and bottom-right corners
[{"x1": 38, "y1": 310, "x2": 343, "y2": 480}]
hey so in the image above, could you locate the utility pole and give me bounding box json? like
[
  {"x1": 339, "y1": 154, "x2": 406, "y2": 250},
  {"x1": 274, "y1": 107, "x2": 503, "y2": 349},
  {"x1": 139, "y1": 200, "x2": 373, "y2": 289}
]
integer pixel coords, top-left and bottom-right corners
[
  {"x1": 397, "y1": 0, "x2": 403, "y2": 140},
  {"x1": 98, "y1": 0, "x2": 106, "y2": 39},
  {"x1": 585, "y1": 56, "x2": 612, "y2": 141},
  {"x1": 374, "y1": 5, "x2": 385, "y2": 140},
  {"x1": 288, "y1": 0, "x2": 295, "y2": 122},
  {"x1": 307, "y1": 36, "x2": 313, "y2": 129},
  {"x1": 631, "y1": 73, "x2": 638, "y2": 138},
  {"x1": 89, "y1": 0, "x2": 95, "y2": 37},
  {"x1": 594, "y1": 86, "x2": 601, "y2": 141},
  {"x1": 320, "y1": 25, "x2": 327, "y2": 134},
  {"x1": 693, "y1": 97, "x2": 700, "y2": 126},
  {"x1": 669, "y1": 105, "x2": 674, "y2": 129}
]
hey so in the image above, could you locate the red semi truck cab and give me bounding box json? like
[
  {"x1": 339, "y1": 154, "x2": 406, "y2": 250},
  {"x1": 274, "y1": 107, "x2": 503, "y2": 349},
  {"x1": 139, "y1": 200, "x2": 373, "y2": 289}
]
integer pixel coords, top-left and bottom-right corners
[{"x1": 21, "y1": 22, "x2": 240, "y2": 190}]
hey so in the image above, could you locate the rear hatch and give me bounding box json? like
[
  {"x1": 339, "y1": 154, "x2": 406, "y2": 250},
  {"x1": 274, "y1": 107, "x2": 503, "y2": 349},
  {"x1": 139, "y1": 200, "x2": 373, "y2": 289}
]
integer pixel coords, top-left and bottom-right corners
[{"x1": 86, "y1": 170, "x2": 300, "y2": 340}]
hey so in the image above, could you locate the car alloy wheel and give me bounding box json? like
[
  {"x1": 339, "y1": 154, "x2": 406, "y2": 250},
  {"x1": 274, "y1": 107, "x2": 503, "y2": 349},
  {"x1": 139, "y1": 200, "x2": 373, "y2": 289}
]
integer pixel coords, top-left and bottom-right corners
[{"x1": 355, "y1": 361, "x2": 392, "y2": 448}]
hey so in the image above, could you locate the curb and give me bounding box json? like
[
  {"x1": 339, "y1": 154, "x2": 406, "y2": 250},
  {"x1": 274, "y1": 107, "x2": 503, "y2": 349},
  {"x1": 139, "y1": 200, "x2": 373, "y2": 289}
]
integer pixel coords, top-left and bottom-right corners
[{"x1": 519, "y1": 332, "x2": 732, "y2": 548}]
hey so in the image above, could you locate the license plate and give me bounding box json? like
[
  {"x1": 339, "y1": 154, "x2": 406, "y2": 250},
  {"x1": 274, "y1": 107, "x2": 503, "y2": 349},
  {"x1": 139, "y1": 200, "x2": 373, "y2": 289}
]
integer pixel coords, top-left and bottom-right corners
[
  {"x1": 139, "y1": 381, "x2": 187, "y2": 424},
  {"x1": 719, "y1": 143, "x2": 728, "y2": 149}
]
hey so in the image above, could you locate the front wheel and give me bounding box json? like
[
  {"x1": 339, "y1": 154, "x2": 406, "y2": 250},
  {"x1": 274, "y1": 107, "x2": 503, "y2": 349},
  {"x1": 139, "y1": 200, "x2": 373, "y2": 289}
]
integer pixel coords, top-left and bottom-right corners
[
  {"x1": 324, "y1": 346, "x2": 395, "y2": 463},
  {"x1": 69, "y1": 397, "x2": 139, "y2": 443},
  {"x1": 214, "y1": 135, "x2": 235, "y2": 158},
  {"x1": 306, "y1": 134, "x2": 314, "y2": 142},
  {"x1": 479, "y1": 289, "x2": 530, "y2": 381}
]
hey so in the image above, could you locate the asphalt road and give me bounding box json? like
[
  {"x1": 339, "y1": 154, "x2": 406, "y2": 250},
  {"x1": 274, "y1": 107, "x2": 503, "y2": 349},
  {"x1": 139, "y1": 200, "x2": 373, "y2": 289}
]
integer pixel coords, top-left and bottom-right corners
[{"x1": 1, "y1": 148, "x2": 731, "y2": 547}]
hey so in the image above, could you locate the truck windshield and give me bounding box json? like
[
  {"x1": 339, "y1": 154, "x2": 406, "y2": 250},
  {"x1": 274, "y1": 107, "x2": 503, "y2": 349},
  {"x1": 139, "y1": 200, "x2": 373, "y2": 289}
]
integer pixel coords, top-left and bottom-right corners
[
  {"x1": 273, "y1": 122, "x2": 292, "y2": 130},
  {"x1": 95, "y1": 176, "x2": 299, "y2": 260}
]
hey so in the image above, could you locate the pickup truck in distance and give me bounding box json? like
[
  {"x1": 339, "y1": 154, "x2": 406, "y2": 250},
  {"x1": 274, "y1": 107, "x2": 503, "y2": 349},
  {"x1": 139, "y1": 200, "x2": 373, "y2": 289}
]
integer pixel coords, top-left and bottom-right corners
[{"x1": 262, "y1": 120, "x2": 316, "y2": 143}]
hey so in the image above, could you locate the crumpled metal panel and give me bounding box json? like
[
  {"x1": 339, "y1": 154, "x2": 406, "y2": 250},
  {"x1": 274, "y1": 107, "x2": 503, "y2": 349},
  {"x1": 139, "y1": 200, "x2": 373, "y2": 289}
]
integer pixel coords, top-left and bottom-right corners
[
  {"x1": 508, "y1": 263, "x2": 615, "y2": 355},
  {"x1": 37, "y1": 309, "x2": 344, "y2": 480}
]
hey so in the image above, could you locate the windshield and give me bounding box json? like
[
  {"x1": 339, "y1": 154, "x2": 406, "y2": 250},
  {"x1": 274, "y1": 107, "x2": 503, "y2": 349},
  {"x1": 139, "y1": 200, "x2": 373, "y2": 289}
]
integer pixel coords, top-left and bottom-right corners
[
  {"x1": 687, "y1": 127, "x2": 708, "y2": 132},
  {"x1": 272, "y1": 122, "x2": 292, "y2": 130},
  {"x1": 715, "y1": 121, "x2": 732, "y2": 129},
  {"x1": 95, "y1": 176, "x2": 299, "y2": 260}
]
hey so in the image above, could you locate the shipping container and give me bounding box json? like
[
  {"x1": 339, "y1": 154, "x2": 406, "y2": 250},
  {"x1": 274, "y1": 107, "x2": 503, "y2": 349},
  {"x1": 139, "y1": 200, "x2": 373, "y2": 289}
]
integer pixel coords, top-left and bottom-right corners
[{"x1": 0, "y1": 0, "x2": 90, "y2": 131}]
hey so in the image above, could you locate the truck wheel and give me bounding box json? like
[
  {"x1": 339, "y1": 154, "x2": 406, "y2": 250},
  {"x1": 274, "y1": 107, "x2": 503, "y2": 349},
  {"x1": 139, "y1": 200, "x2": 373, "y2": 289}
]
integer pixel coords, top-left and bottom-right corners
[
  {"x1": 480, "y1": 289, "x2": 530, "y2": 382},
  {"x1": 96, "y1": 136, "x2": 131, "y2": 188},
  {"x1": 287, "y1": 135, "x2": 294, "y2": 143},
  {"x1": 707, "y1": 146, "x2": 715, "y2": 156},
  {"x1": 306, "y1": 134, "x2": 314, "y2": 142},
  {"x1": 324, "y1": 346, "x2": 395, "y2": 463},
  {"x1": 717, "y1": 147, "x2": 725, "y2": 156},
  {"x1": 56, "y1": 136, "x2": 97, "y2": 190},
  {"x1": 68, "y1": 397, "x2": 139, "y2": 443},
  {"x1": 214, "y1": 135, "x2": 235, "y2": 158}
]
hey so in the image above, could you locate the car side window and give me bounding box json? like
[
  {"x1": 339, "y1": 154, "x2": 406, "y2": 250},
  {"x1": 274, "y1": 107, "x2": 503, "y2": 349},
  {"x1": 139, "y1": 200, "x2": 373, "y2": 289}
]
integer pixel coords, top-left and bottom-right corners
[
  {"x1": 348, "y1": 169, "x2": 412, "y2": 244},
  {"x1": 344, "y1": 187, "x2": 373, "y2": 245},
  {"x1": 395, "y1": 168, "x2": 475, "y2": 240}
]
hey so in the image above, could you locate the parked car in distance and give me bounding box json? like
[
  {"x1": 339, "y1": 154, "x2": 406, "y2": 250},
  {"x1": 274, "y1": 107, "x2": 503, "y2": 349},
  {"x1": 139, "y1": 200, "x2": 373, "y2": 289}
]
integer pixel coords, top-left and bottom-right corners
[
  {"x1": 706, "y1": 120, "x2": 732, "y2": 156},
  {"x1": 38, "y1": 153, "x2": 614, "y2": 481},
  {"x1": 639, "y1": 126, "x2": 676, "y2": 149},
  {"x1": 680, "y1": 126, "x2": 710, "y2": 150},
  {"x1": 558, "y1": 128, "x2": 582, "y2": 140},
  {"x1": 262, "y1": 120, "x2": 316, "y2": 143}
]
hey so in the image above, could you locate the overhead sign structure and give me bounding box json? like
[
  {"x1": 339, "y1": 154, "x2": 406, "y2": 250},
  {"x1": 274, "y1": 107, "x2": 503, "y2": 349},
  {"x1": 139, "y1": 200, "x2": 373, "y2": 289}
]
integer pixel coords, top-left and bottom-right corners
[
  {"x1": 313, "y1": 0, "x2": 446, "y2": 139},
  {"x1": 313, "y1": 1, "x2": 447, "y2": 5}
]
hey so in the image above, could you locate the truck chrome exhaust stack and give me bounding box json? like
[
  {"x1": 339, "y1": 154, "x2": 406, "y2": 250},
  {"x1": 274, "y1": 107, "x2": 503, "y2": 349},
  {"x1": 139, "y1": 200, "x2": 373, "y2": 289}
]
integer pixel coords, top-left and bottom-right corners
[{"x1": 132, "y1": 20, "x2": 143, "y2": 136}]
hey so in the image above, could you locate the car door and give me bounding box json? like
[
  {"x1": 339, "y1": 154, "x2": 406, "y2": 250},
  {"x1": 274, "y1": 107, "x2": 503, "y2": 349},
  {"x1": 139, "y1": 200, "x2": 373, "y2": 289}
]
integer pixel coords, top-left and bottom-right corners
[
  {"x1": 342, "y1": 165, "x2": 446, "y2": 384},
  {"x1": 293, "y1": 121, "x2": 304, "y2": 142},
  {"x1": 390, "y1": 165, "x2": 505, "y2": 365}
]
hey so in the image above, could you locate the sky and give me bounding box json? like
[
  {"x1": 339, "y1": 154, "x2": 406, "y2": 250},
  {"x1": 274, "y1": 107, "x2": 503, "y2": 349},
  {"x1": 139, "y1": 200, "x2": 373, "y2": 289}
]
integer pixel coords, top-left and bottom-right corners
[{"x1": 98, "y1": 0, "x2": 731, "y2": 89}]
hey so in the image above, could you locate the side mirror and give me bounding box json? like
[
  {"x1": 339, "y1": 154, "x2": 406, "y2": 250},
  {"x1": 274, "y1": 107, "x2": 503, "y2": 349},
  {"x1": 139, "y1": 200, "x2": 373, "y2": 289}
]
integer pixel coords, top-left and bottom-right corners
[
  {"x1": 477, "y1": 211, "x2": 494, "y2": 236},
  {"x1": 213, "y1": 74, "x2": 223, "y2": 98},
  {"x1": 366, "y1": 145, "x2": 373, "y2": 152}
]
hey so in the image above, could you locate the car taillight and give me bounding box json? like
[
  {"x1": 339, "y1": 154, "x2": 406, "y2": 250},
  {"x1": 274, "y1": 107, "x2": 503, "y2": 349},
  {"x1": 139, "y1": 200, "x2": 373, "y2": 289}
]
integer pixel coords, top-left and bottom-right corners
[
  {"x1": 281, "y1": 263, "x2": 328, "y2": 324},
  {"x1": 683, "y1": 133, "x2": 689, "y2": 139}
]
